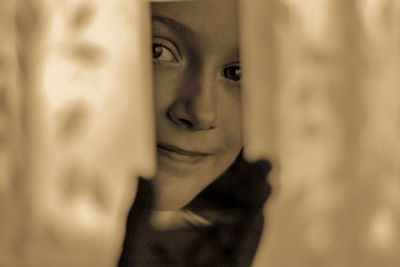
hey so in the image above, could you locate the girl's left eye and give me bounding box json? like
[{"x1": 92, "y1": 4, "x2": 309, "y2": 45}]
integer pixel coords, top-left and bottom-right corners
[
  {"x1": 153, "y1": 43, "x2": 178, "y2": 63},
  {"x1": 223, "y1": 65, "x2": 242, "y2": 82}
]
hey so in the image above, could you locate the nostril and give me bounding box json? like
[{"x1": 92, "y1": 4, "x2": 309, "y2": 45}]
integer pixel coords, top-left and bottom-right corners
[{"x1": 178, "y1": 118, "x2": 194, "y2": 128}]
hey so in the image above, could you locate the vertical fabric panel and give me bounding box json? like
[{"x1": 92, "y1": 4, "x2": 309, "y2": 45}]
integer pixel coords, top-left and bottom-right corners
[
  {"x1": 240, "y1": 0, "x2": 400, "y2": 266},
  {"x1": 0, "y1": 0, "x2": 155, "y2": 266},
  {"x1": 0, "y1": 0, "x2": 23, "y2": 266},
  {"x1": 239, "y1": 0, "x2": 278, "y2": 162}
]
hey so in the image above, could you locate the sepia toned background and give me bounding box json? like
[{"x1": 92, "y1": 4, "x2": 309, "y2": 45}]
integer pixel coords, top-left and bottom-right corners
[{"x1": 1, "y1": 0, "x2": 399, "y2": 266}]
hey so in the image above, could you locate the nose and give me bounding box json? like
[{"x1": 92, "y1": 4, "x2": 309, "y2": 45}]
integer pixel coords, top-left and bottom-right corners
[{"x1": 167, "y1": 70, "x2": 218, "y2": 131}]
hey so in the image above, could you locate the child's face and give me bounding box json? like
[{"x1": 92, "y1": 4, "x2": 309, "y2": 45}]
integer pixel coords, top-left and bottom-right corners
[{"x1": 151, "y1": 0, "x2": 242, "y2": 210}]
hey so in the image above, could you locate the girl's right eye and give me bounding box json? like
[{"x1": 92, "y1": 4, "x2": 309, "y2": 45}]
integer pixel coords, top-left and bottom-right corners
[{"x1": 152, "y1": 42, "x2": 179, "y2": 63}]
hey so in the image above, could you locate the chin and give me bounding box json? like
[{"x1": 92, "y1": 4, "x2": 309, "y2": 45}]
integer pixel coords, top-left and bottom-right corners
[
  {"x1": 150, "y1": 152, "x2": 241, "y2": 211},
  {"x1": 150, "y1": 173, "x2": 213, "y2": 211}
]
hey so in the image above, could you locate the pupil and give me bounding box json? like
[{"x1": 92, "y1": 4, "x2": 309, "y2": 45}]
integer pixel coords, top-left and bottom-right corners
[
  {"x1": 153, "y1": 45, "x2": 162, "y2": 59},
  {"x1": 225, "y1": 66, "x2": 241, "y2": 81}
]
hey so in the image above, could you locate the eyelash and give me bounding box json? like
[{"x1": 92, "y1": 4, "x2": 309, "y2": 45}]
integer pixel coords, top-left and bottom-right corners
[{"x1": 152, "y1": 38, "x2": 180, "y2": 64}]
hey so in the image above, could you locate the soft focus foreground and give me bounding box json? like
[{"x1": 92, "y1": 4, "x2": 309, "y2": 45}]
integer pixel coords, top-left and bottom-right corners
[
  {"x1": 240, "y1": 0, "x2": 400, "y2": 266},
  {"x1": 0, "y1": 0, "x2": 154, "y2": 266},
  {"x1": 1, "y1": 0, "x2": 400, "y2": 267}
]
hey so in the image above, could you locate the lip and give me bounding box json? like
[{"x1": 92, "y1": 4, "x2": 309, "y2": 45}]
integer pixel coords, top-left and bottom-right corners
[
  {"x1": 157, "y1": 143, "x2": 214, "y2": 166},
  {"x1": 157, "y1": 143, "x2": 213, "y2": 157}
]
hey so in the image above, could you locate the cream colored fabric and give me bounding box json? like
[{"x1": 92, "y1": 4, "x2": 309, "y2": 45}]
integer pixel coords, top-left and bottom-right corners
[
  {"x1": 0, "y1": 0, "x2": 155, "y2": 266},
  {"x1": 239, "y1": 0, "x2": 400, "y2": 266}
]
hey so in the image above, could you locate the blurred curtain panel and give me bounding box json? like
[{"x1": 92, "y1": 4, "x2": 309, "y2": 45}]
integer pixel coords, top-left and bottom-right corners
[
  {"x1": 0, "y1": 0, "x2": 155, "y2": 266},
  {"x1": 239, "y1": 0, "x2": 400, "y2": 267},
  {"x1": 0, "y1": 0, "x2": 24, "y2": 265}
]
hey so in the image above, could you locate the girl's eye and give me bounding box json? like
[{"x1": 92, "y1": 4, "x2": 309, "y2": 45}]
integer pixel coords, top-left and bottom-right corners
[
  {"x1": 153, "y1": 43, "x2": 178, "y2": 63},
  {"x1": 223, "y1": 65, "x2": 242, "y2": 82}
]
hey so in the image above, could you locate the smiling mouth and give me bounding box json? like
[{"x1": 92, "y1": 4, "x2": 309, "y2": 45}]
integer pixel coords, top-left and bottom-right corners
[
  {"x1": 157, "y1": 143, "x2": 212, "y2": 156},
  {"x1": 157, "y1": 143, "x2": 213, "y2": 165}
]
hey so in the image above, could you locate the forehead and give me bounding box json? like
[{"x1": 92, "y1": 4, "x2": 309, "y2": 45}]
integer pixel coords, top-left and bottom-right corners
[{"x1": 151, "y1": 0, "x2": 239, "y2": 51}]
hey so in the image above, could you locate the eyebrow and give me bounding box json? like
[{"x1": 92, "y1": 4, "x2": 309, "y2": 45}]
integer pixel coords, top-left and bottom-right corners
[
  {"x1": 151, "y1": 16, "x2": 194, "y2": 36},
  {"x1": 152, "y1": 15, "x2": 241, "y2": 61}
]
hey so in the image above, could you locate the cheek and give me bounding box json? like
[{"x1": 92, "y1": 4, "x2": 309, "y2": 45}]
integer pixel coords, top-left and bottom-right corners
[
  {"x1": 218, "y1": 89, "x2": 243, "y2": 151},
  {"x1": 153, "y1": 70, "x2": 179, "y2": 120},
  {"x1": 153, "y1": 66, "x2": 187, "y2": 104}
]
